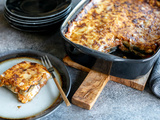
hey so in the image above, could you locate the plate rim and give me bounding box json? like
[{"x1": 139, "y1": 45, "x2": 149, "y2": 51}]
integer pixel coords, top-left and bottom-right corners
[
  {"x1": 0, "y1": 49, "x2": 71, "y2": 120},
  {"x1": 4, "y1": 7, "x2": 71, "y2": 25},
  {"x1": 4, "y1": 0, "x2": 72, "y2": 19}
]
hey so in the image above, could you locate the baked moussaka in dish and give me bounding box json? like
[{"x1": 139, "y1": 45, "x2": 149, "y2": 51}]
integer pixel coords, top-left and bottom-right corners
[
  {"x1": 0, "y1": 61, "x2": 51, "y2": 103},
  {"x1": 65, "y1": 0, "x2": 160, "y2": 58}
]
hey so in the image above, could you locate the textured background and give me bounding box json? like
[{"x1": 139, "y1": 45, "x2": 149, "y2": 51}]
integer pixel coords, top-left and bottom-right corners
[{"x1": 0, "y1": 0, "x2": 160, "y2": 120}]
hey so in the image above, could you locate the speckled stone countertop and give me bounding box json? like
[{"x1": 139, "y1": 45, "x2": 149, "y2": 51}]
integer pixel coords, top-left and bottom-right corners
[{"x1": 0, "y1": 0, "x2": 160, "y2": 120}]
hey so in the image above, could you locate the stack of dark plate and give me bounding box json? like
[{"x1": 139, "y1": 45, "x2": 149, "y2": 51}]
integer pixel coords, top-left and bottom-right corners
[{"x1": 4, "y1": 0, "x2": 72, "y2": 32}]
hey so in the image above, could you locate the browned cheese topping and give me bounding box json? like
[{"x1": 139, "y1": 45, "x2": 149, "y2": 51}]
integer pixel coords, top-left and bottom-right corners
[
  {"x1": 65, "y1": 0, "x2": 160, "y2": 57},
  {"x1": 0, "y1": 61, "x2": 51, "y2": 103}
]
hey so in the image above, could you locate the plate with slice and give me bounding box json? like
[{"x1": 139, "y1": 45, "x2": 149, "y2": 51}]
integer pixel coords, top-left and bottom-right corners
[{"x1": 0, "y1": 49, "x2": 71, "y2": 120}]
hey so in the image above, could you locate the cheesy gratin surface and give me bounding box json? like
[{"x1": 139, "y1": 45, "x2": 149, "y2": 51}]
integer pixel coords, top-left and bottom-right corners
[
  {"x1": 65, "y1": 0, "x2": 160, "y2": 57},
  {"x1": 0, "y1": 61, "x2": 51, "y2": 103}
]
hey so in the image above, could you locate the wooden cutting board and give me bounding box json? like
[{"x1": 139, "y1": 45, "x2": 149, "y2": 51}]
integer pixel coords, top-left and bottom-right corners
[{"x1": 63, "y1": 56, "x2": 151, "y2": 110}]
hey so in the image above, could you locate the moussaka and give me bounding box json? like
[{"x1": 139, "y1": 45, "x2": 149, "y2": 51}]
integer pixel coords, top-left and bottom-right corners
[
  {"x1": 65, "y1": 0, "x2": 160, "y2": 58},
  {"x1": 0, "y1": 61, "x2": 51, "y2": 103}
]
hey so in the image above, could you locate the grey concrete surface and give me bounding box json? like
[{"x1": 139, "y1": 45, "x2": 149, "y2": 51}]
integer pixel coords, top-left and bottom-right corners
[{"x1": 0, "y1": 0, "x2": 160, "y2": 120}]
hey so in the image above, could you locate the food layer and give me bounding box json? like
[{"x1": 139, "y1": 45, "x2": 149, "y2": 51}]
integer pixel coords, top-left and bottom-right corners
[
  {"x1": 65, "y1": 0, "x2": 160, "y2": 58},
  {"x1": 0, "y1": 61, "x2": 51, "y2": 103}
]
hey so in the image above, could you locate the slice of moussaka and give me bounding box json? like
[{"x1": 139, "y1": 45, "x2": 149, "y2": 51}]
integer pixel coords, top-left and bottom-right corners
[
  {"x1": 0, "y1": 61, "x2": 51, "y2": 103},
  {"x1": 65, "y1": 0, "x2": 160, "y2": 58}
]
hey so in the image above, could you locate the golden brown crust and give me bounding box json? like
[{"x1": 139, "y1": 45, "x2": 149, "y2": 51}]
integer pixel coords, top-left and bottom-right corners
[
  {"x1": 0, "y1": 61, "x2": 51, "y2": 103},
  {"x1": 0, "y1": 61, "x2": 50, "y2": 91},
  {"x1": 65, "y1": 0, "x2": 160, "y2": 57}
]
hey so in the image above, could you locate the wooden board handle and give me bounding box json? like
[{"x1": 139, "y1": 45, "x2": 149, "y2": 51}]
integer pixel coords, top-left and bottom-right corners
[
  {"x1": 63, "y1": 56, "x2": 150, "y2": 109},
  {"x1": 63, "y1": 56, "x2": 150, "y2": 91},
  {"x1": 72, "y1": 70, "x2": 110, "y2": 110}
]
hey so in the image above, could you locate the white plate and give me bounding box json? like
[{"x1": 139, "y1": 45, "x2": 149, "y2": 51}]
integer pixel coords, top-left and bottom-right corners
[{"x1": 0, "y1": 49, "x2": 71, "y2": 119}]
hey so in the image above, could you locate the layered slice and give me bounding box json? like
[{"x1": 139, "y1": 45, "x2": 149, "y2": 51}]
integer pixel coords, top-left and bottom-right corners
[{"x1": 0, "y1": 61, "x2": 51, "y2": 103}]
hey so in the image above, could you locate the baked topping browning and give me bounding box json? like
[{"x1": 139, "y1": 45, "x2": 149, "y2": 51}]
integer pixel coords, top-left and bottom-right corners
[
  {"x1": 0, "y1": 61, "x2": 51, "y2": 103},
  {"x1": 65, "y1": 0, "x2": 160, "y2": 58}
]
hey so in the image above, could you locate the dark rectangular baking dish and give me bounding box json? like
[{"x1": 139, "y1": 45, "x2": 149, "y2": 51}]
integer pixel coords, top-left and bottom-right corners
[{"x1": 60, "y1": 0, "x2": 160, "y2": 79}]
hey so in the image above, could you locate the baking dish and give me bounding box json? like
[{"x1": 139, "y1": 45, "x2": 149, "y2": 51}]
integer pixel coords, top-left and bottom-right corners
[{"x1": 60, "y1": 0, "x2": 160, "y2": 79}]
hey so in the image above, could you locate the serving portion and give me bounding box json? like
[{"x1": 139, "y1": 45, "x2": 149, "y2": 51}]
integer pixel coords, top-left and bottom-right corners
[
  {"x1": 65, "y1": 0, "x2": 160, "y2": 58},
  {"x1": 0, "y1": 50, "x2": 71, "y2": 119},
  {"x1": 0, "y1": 61, "x2": 51, "y2": 104}
]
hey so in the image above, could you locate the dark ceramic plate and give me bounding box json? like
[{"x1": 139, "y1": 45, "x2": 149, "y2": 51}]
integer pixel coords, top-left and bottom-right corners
[
  {"x1": 0, "y1": 49, "x2": 71, "y2": 120},
  {"x1": 4, "y1": 4, "x2": 71, "y2": 21},
  {"x1": 6, "y1": 15, "x2": 68, "y2": 27},
  {"x1": 4, "y1": 13, "x2": 68, "y2": 32},
  {"x1": 4, "y1": 7, "x2": 71, "y2": 25},
  {"x1": 5, "y1": 0, "x2": 71, "y2": 19},
  {"x1": 9, "y1": 22, "x2": 62, "y2": 32}
]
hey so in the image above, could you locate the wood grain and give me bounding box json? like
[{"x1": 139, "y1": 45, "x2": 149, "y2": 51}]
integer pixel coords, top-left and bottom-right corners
[
  {"x1": 63, "y1": 56, "x2": 150, "y2": 110},
  {"x1": 72, "y1": 70, "x2": 110, "y2": 110},
  {"x1": 63, "y1": 56, "x2": 90, "y2": 72},
  {"x1": 63, "y1": 56, "x2": 150, "y2": 91}
]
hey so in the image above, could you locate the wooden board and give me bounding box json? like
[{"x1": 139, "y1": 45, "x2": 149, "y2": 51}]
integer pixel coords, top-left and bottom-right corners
[
  {"x1": 72, "y1": 70, "x2": 110, "y2": 110},
  {"x1": 63, "y1": 56, "x2": 151, "y2": 110}
]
